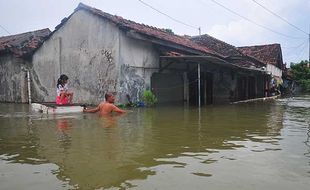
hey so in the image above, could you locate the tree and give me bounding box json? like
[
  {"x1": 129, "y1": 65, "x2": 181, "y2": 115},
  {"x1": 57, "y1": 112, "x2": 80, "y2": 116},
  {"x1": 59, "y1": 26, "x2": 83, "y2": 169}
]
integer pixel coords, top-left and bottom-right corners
[{"x1": 290, "y1": 60, "x2": 310, "y2": 92}]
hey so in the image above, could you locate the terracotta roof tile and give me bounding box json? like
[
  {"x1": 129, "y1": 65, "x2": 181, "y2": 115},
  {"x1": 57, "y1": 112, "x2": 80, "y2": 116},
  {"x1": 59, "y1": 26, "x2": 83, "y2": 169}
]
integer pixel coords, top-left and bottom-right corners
[
  {"x1": 238, "y1": 44, "x2": 283, "y2": 66},
  {"x1": 0, "y1": 28, "x2": 51, "y2": 57}
]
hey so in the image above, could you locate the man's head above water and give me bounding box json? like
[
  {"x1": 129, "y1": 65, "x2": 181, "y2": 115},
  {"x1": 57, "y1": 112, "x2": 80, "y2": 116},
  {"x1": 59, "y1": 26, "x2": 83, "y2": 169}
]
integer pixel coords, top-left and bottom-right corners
[
  {"x1": 105, "y1": 92, "x2": 115, "y2": 103},
  {"x1": 83, "y1": 92, "x2": 126, "y2": 114}
]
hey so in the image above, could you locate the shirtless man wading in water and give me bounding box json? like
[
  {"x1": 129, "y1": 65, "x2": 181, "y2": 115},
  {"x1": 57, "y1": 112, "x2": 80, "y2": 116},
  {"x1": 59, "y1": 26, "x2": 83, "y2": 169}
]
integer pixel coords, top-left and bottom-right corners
[{"x1": 83, "y1": 93, "x2": 127, "y2": 115}]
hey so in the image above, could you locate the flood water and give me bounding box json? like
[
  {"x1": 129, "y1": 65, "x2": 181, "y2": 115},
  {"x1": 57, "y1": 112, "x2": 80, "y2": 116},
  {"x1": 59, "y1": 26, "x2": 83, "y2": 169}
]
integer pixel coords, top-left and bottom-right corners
[{"x1": 0, "y1": 96, "x2": 310, "y2": 190}]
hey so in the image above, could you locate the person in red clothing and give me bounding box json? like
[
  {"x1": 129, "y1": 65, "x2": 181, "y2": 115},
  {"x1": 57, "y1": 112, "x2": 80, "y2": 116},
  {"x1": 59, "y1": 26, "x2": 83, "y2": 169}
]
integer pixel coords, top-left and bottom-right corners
[{"x1": 56, "y1": 74, "x2": 73, "y2": 105}]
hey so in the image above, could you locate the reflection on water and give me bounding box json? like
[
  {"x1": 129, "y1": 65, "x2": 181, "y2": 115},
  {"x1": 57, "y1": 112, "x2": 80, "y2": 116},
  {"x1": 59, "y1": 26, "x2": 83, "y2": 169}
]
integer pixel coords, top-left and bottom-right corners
[{"x1": 0, "y1": 97, "x2": 310, "y2": 189}]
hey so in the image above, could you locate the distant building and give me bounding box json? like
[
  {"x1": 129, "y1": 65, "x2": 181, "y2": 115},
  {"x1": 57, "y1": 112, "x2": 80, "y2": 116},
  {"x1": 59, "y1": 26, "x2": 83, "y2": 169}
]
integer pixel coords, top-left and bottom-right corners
[
  {"x1": 238, "y1": 44, "x2": 284, "y2": 96},
  {"x1": 238, "y1": 44, "x2": 283, "y2": 78},
  {"x1": 0, "y1": 29, "x2": 51, "y2": 102}
]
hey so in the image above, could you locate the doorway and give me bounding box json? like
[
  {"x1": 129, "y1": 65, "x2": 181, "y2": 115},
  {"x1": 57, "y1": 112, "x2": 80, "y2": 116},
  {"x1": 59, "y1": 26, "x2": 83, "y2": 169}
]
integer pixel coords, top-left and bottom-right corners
[{"x1": 188, "y1": 71, "x2": 213, "y2": 105}]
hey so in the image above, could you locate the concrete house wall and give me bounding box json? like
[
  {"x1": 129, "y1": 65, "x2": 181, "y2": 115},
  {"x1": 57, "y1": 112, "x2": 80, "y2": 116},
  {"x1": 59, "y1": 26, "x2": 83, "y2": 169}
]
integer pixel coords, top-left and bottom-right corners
[
  {"x1": 266, "y1": 64, "x2": 282, "y2": 77},
  {"x1": 211, "y1": 67, "x2": 235, "y2": 104},
  {"x1": 151, "y1": 62, "x2": 239, "y2": 104},
  {"x1": 0, "y1": 55, "x2": 28, "y2": 102},
  {"x1": 118, "y1": 31, "x2": 159, "y2": 103},
  {"x1": 32, "y1": 9, "x2": 159, "y2": 105}
]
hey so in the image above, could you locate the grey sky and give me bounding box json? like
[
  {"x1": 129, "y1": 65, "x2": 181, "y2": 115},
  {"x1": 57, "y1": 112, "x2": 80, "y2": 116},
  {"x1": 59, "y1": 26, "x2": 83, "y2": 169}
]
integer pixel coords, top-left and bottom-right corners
[{"x1": 0, "y1": 0, "x2": 309, "y2": 65}]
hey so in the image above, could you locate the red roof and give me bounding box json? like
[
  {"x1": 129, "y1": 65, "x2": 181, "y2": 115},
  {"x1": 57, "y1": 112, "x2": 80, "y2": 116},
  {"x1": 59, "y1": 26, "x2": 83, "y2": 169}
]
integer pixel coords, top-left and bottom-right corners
[
  {"x1": 72, "y1": 3, "x2": 220, "y2": 57},
  {"x1": 0, "y1": 28, "x2": 51, "y2": 57},
  {"x1": 238, "y1": 44, "x2": 283, "y2": 66}
]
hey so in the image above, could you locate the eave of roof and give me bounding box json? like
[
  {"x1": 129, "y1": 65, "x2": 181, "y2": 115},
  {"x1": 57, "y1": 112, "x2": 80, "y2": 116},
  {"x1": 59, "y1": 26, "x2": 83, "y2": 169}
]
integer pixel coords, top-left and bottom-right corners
[
  {"x1": 160, "y1": 55, "x2": 266, "y2": 73},
  {"x1": 68, "y1": 3, "x2": 224, "y2": 58}
]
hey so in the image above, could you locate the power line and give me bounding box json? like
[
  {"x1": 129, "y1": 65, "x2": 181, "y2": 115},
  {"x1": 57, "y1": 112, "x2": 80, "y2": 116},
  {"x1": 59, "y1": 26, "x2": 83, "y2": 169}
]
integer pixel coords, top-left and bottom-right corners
[
  {"x1": 282, "y1": 40, "x2": 308, "y2": 49},
  {"x1": 0, "y1": 24, "x2": 10, "y2": 35},
  {"x1": 285, "y1": 40, "x2": 307, "y2": 58},
  {"x1": 295, "y1": 41, "x2": 308, "y2": 61},
  {"x1": 250, "y1": 0, "x2": 308, "y2": 35},
  {"x1": 136, "y1": 0, "x2": 199, "y2": 30},
  {"x1": 202, "y1": 0, "x2": 305, "y2": 39}
]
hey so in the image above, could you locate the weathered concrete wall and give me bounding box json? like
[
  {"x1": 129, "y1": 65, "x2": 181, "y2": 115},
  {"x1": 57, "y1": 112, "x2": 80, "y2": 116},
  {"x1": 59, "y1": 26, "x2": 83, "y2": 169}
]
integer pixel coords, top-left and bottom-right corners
[
  {"x1": 0, "y1": 55, "x2": 28, "y2": 103},
  {"x1": 150, "y1": 62, "x2": 236, "y2": 104},
  {"x1": 149, "y1": 62, "x2": 187, "y2": 104},
  {"x1": 256, "y1": 74, "x2": 265, "y2": 98},
  {"x1": 32, "y1": 10, "x2": 120, "y2": 104},
  {"x1": 212, "y1": 68, "x2": 236, "y2": 104},
  {"x1": 32, "y1": 9, "x2": 160, "y2": 105},
  {"x1": 151, "y1": 73, "x2": 184, "y2": 103},
  {"x1": 118, "y1": 33, "x2": 159, "y2": 103}
]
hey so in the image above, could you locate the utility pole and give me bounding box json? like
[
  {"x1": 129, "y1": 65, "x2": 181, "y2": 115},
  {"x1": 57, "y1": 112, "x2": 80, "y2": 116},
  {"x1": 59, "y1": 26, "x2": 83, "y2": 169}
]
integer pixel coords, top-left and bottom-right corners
[
  {"x1": 308, "y1": 25, "x2": 310, "y2": 67},
  {"x1": 198, "y1": 63, "x2": 201, "y2": 107},
  {"x1": 308, "y1": 32, "x2": 310, "y2": 67}
]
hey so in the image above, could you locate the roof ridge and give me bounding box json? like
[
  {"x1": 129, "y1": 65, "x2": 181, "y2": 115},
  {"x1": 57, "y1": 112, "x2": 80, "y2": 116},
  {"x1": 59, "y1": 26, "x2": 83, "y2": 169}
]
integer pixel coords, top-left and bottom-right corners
[
  {"x1": 238, "y1": 43, "x2": 280, "y2": 48},
  {"x1": 77, "y1": 3, "x2": 169, "y2": 34},
  {"x1": 75, "y1": 3, "x2": 220, "y2": 56},
  {"x1": 190, "y1": 34, "x2": 244, "y2": 57},
  {"x1": 192, "y1": 34, "x2": 238, "y2": 49}
]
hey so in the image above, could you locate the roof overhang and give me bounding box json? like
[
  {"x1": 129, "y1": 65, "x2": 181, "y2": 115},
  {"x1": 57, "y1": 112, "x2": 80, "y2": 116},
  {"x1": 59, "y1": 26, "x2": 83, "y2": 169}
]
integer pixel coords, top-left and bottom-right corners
[{"x1": 160, "y1": 55, "x2": 267, "y2": 73}]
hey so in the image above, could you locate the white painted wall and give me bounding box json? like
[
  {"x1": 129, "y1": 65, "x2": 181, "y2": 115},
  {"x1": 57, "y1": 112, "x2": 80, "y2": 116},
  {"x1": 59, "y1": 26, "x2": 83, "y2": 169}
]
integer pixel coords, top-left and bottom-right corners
[{"x1": 266, "y1": 64, "x2": 282, "y2": 77}]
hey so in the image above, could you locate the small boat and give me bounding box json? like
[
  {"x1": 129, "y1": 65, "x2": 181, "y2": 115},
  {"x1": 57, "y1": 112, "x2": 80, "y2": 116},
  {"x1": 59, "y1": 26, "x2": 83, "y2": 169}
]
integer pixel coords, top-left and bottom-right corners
[{"x1": 31, "y1": 103, "x2": 84, "y2": 114}]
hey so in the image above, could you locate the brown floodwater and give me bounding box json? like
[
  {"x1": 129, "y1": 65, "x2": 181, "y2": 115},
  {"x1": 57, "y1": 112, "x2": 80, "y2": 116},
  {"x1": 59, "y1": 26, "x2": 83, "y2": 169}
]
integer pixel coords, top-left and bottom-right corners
[{"x1": 0, "y1": 96, "x2": 310, "y2": 190}]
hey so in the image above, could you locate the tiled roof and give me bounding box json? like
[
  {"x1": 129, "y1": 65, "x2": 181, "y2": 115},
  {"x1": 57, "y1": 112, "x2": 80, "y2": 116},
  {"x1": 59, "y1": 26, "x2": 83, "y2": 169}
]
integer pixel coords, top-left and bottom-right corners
[
  {"x1": 238, "y1": 44, "x2": 282, "y2": 66},
  {"x1": 190, "y1": 34, "x2": 268, "y2": 69},
  {"x1": 190, "y1": 34, "x2": 243, "y2": 57},
  {"x1": 72, "y1": 3, "x2": 220, "y2": 57},
  {"x1": 0, "y1": 28, "x2": 51, "y2": 57}
]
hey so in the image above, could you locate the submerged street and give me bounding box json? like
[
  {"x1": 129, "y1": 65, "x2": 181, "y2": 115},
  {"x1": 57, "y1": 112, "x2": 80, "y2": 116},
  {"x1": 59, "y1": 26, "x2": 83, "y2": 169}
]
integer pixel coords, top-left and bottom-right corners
[{"x1": 0, "y1": 96, "x2": 310, "y2": 190}]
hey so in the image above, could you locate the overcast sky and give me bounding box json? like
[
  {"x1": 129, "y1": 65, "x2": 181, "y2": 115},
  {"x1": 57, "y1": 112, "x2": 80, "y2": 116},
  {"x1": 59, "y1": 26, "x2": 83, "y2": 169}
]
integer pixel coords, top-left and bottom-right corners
[{"x1": 0, "y1": 0, "x2": 309, "y2": 65}]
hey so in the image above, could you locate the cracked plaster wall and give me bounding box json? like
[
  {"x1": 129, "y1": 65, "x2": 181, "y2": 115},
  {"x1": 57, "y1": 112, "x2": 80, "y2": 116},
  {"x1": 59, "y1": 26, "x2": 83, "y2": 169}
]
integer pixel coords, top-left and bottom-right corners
[
  {"x1": 32, "y1": 10, "x2": 120, "y2": 104},
  {"x1": 118, "y1": 33, "x2": 159, "y2": 103},
  {"x1": 0, "y1": 55, "x2": 28, "y2": 103},
  {"x1": 32, "y1": 9, "x2": 159, "y2": 105}
]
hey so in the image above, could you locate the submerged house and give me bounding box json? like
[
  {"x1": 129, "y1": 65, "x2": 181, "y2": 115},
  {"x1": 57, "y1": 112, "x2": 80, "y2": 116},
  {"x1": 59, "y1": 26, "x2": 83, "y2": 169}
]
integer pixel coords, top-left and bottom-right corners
[
  {"x1": 0, "y1": 29, "x2": 51, "y2": 102},
  {"x1": 31, "y1": 3, "x2": 224, "y2": 105},
  {"x1": 238, "y1": 44, "x2": 284, "y2": 96},
  {"x1": 0, "y1": 3, "x2": 283, "y2": 105},
  {"x1": 29, "y1": 3, "x2": 273, "y2": 106}
]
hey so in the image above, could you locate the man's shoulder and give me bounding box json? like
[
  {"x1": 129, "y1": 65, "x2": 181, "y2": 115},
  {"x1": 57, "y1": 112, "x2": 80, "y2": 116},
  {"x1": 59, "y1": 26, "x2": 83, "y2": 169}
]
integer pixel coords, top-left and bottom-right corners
[{"x1": 99, "y1": 102, "x2": 114, "y2": 107}]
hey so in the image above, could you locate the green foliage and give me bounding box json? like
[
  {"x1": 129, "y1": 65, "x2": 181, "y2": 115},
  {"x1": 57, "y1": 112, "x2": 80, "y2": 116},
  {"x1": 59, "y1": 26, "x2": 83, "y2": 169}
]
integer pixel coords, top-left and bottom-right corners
[
  {"x1": 142, "y1": 90, "x2": 157, "y2": 106},
  {"x1": 117, "y1": 104, "x2": 126, "y2": 108},
  {"x1": 299, "y1": 79, "x2": 310, "y2": 92},
  {"x1": 290, "y1": 60, "x2": 310, "y2": 92}
]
